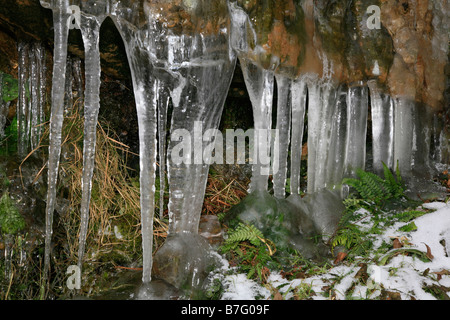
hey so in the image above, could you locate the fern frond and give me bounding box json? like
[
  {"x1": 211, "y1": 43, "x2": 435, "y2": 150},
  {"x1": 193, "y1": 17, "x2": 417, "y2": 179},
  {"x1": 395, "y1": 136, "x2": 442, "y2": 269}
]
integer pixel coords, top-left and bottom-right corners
[{"x1": 226, "y1": 222, "x2": 264, "y2": 246}]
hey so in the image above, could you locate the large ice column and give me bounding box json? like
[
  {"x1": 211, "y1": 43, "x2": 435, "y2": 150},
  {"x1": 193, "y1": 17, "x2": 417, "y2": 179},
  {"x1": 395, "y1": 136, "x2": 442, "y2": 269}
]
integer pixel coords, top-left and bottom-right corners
[
  {"x1": 306, "y1": 79, "x2": 338, "y2": 193},
  {"x1": 344, "y1": 83, "x2": 369, "y2": 178},
  {"x1": 393, "y1": 97, "x2": 414, "y2": 176},
  {"x1": 39, "y1": 0, "x2": 71, "y2": 279},
  {"x1": 368, "y1": 80, "x2": 395, "y2": 174},
  {"x1": 411, "y1": 104, "x2": 433, "y2": 178},
  {"x1": 273, "y1": 75, "x2": 292, "y2": 199},
  {"x1": 325, "y1": 85, "x2": 348, "y2": 188},
  {"x1": 239, "y1": 59, "x2": 274, "y2": 193},
  {"x1": 165, "y1": 36, "x2": 236, "y2": 235},
  {"x1": 77, "y1": 7, "x2": 106, "y2": 270},
  {"x1": 289, "y1": 78, "x2": 307, "y2": 195}
]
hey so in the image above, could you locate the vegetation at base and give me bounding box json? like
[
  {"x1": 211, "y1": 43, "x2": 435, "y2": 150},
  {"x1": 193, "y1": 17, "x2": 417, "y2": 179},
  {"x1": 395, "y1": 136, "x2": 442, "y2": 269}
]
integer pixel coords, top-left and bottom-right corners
[
  {"x1": 342, "y1": 161, "x2": 406, "y2": 209},
  {"x1": 330, "y1": 162, "x2": 433, "y2": 264}
]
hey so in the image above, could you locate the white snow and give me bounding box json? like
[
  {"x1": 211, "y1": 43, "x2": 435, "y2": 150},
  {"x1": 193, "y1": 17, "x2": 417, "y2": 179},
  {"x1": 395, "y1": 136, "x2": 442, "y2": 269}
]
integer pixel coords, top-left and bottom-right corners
[{"x1": 219, "y1": 200, "x2": 450, "y2": 300}]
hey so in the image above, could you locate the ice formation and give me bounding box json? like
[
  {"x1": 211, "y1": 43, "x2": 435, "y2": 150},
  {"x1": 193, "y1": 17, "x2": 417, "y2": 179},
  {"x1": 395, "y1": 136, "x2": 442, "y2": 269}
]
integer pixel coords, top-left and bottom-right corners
[
  {"x1": 37, "y1": 0, "x2": 448, "y2": 293},
  {"x1": 17, "y1": 41, "x2": 47, "y2": 156}
]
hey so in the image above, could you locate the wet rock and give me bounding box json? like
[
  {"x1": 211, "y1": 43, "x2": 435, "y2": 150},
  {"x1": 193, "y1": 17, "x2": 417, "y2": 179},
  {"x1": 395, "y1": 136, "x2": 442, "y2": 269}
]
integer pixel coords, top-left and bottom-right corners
[
  {"x1": 198, "y1": 214, "x2": 224, "y2": 246},
  {"x1": 136, "y1": 279, "x2": 180, "y2": 300},
  {"x1": 303, "y1": 189, "x2": 345, "y2": 241},
  {"x1": 152, "y1": 233, "x2": 220, "y2": 298},
  {"x1": 224, "y1": 190, "x2": 333, "y2": 260}
]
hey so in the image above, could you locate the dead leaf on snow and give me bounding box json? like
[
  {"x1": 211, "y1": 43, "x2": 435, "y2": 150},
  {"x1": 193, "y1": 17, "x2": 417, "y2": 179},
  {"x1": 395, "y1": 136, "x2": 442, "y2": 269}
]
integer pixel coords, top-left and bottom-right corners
[
  {"x1": 423, "y1": 243, "x2": 434, "y2": 260},
  {"x1": 433, "y1": 269, "x2": 450, "y2": 281},
  {"x1": 333, "y1": 252, "x2": 347, "y2": 265},
  {"x1": 393, "y1": 238, "x2": 403, "y2": 249}
]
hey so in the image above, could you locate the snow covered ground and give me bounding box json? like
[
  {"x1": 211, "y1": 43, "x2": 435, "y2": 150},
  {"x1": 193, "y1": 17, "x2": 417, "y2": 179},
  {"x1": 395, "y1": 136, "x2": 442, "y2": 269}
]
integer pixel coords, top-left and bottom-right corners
[{"x1": 219, "y1": 201, "x2": 450, "y2": 300}]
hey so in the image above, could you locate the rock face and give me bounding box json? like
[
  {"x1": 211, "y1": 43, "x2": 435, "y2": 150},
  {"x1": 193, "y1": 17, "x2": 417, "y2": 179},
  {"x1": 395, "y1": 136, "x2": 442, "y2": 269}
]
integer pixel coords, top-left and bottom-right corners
[{"x1": 1, "y1": 0, "x2": 448, "y2": 111}]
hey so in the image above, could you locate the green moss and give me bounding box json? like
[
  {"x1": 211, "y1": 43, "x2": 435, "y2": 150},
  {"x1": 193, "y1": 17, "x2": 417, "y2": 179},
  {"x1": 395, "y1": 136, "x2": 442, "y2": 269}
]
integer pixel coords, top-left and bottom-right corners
[
  {"x1": 1, "y1": 72, "x2": 19, "y2": 103},
  {"x1": 0, "y1": 192, "x2": 25, "y2": 235}
]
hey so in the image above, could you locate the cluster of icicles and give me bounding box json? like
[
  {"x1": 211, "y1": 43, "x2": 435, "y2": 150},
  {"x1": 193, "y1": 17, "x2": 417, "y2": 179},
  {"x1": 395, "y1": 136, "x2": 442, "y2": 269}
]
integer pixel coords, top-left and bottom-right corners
[{"x1": 22, "y1": 0, "x2": 448, "y2": 285}]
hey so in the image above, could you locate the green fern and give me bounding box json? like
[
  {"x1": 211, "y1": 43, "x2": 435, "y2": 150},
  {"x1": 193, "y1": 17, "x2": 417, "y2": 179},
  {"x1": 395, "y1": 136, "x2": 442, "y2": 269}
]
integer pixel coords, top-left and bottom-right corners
[
  {"x1": 225, "y1": 222, "x2": 264, "y2": 247},
  {"x1": 342, "y1": 161, "x2": 405, "y2": 207}
]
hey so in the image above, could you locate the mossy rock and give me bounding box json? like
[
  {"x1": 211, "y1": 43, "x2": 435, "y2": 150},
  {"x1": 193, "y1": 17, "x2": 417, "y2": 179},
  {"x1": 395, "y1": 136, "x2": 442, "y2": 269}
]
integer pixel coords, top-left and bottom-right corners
[{"x1": 0, "y1": 192, "x2": 25, "y2": 235}]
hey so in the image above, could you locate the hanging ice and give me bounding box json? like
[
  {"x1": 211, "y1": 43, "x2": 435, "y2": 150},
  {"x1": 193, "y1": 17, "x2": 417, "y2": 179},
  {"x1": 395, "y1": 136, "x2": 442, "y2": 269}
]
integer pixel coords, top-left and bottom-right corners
[
  {"x1": 41, "y1": 0, "x2": 236, "y2": 287},
  {"x1": 344, "y1": 83, "x2": 368, "y2": 178},
  {"x1": 17, "y1": 41, "x2": 47, "y2": 157},
  {"x1": 77, "y1": 2, "x2": 107, "y2": 271},
  {"x1": 368, "y1": 80, "x2": 394, "y2": 174}
]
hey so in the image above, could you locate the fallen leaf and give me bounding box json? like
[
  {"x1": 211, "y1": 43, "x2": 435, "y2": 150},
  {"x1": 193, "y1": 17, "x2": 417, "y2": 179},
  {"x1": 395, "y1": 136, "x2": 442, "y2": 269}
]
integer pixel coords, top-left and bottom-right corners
[
  {"x1": 393, "y1": 238, "x2": 403, "y2": 249},
  {"x1": 433, "y1": 269, "x2": 450, "y2": 281},
  {"x1": 423, "y1": 243, "x2": 434, "y2": 260},
  {"x1": 273, "y1": 291, "x2": 283, "y2": 300},
  {"x1": 333, "y1": 252, "x2": 347, "y2": 265},
  {"x1": 355, "y1": 263, "x2": 369, "y2": 284}
]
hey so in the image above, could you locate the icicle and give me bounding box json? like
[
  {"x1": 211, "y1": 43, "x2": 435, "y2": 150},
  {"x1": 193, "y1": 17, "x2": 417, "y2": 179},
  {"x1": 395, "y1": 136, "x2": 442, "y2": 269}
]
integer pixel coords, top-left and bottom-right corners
[
  {"x1": 411, "y1": 104, "x2": 433, "y2": 178},
  {"x1": 368, "y1": 80, "x2": 394, "y2": 175},
  {"x1": 240, "y1": 58, "x2": 274, "y2": 193},
  {"x1": 306, "y1": 80, "x2": 319, "y2": 194},
  {"x1": 17, "y1": 41, "x2": 47, "y2": 154},
  {"x1": 77, "y1": 13, "x2": 105, "y2": 270},
  {"x1": 306, "y1": 80, "x2": 338, "y2": 193},
  {"x1": 344, "y1": 83, "x2": 368, "y2": 178},
  {"x1": 273, "y1": 75, "x2": 291, "y2": 199},
  {"x1": 29, "y1": 43, "x2": 40, "y2": 150},
  {"x1": 0, "y1": 72, "x2": 7, "y2": 138},
  {"x1": 63, "y1": 56, "x2": 73, "y2": 115},
  {"x1": 158, "y1": 91, "x2": 170, "y2": 218},
  {"x1": 72, "y1": 57, "x2": 84, "y2": 108},
  {"x1": 166, "y1": 54, "x2": 236, "y2": 235},
  {"x1": 111, "y1": 7, "x2": 158, "y2": 282},
  {"x1": 289, "y1": 77, "x2": 307, "y2": 195},
  {"x1": 42, "y1": 0, "x2": 71, "y2": 280},
  {"x1": 393, "y1": 97, "x2": 414, "y2": 176},
  {"x1": 135, "y1": 76, "x2": 158, "y2": 284},
  {"x1": 17, "y1": 41, "x2": 30, "y2": 157},
  {"x1": 326, "y1": 85, "x2": 347, "y2": 188}
]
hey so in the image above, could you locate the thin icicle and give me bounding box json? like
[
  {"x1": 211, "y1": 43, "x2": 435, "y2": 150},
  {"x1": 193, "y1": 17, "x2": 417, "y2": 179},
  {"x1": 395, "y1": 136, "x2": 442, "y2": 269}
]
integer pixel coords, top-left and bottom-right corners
[
  {"x1": 77, "y1": 14, "x2": 104, "y2": 270},
  {"x1": 273, "y1": 75, "x2": 292, "y2": 199},
  {"x1": 289, "y1": 77, "x2": 307, "y2": 195},
  {"x1": 17, "y1": 41, "x2": 30, "y2": 157},
  {"x1": 306, "y1": 80, "x2": 319, "y2": 193},
  {"x1": 158, "y1": 91, "x2": 170, "y2": 218},
  {"x1": 0, "y1": 73, "x2": 6, "y2": 138},
  {"x1": 290, "y1": 78, "x2": 307, "y2": 194},
  {"x1": 43, "y1": 1, "x2": 71, "y2": 281}
]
